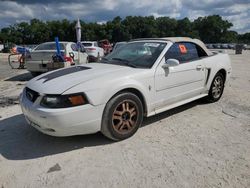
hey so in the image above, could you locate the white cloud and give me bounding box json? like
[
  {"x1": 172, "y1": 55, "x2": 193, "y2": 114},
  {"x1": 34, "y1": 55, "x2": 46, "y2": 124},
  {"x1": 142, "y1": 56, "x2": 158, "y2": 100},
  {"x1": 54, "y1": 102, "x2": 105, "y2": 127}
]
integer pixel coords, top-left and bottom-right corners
[
  {"x1": 182, "y1": 1, "x2": 250, "y2": 33},
  {"x1": 0, "y1": 0, "x2": 249, "y2": 33},
  {"x1": 0, "y1": 1, "x2": 34, "y2": 19},
  {"x1": 225, "y1": 13, "x2": 250, "y2": 32}
]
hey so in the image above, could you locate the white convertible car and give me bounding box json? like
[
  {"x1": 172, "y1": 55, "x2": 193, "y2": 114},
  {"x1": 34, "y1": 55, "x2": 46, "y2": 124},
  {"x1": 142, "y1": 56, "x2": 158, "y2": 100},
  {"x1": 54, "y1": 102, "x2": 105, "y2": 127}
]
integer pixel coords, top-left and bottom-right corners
[{"x1": 20, "y1": 37, "x2": 232, "y2": 140}]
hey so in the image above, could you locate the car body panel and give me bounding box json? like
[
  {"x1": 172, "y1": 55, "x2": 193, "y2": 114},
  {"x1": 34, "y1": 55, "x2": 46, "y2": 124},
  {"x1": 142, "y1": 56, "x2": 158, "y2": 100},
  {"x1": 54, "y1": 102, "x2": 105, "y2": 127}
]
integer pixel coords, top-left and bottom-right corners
[
  {"x1": 154, "y1": 57, "x2": 207, "y2": 110},
  {"x1": 20, "y1": 89, "x2": 105, "y2": 136},
  {"x1": 26, "y1": 63, "x2": 128, "y2": 94}
]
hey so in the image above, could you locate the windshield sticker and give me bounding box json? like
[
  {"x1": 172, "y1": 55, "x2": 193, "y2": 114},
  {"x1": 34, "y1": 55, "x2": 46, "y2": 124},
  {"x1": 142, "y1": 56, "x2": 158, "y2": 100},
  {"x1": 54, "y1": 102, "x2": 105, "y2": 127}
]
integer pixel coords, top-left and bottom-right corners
[
  {"x1": 144, "y1": 43, "x2": 160, "y2": 47},
  {"x1": 179, "y1": 44, "x2": 187, "y2": 54}
]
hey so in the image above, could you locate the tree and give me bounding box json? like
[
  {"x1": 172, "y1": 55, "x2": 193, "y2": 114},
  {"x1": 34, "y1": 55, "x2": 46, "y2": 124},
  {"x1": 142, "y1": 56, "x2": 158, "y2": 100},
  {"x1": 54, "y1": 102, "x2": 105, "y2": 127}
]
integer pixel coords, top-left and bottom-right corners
[
  {"x1": 106, "y1": 16, "x2": 130, "y2": 42},
  {"x1": 0, "y1": 15, "x2": 247, "y2": 45},
  {"x1": 238, "y1": 32, "x2": 250, "y2": 44},
  {"x1": 193, "y1": 15, "x2": 233, "y2": 43},
  {"x1": 122, "y1": 16, "x2": 156, "y2": 39},
  {"x1": 176, "y1": 18, "x2": 199, "y2": 38},
  {"x1": 155, "y1": 17, "x2": 177, "y2": 37}
]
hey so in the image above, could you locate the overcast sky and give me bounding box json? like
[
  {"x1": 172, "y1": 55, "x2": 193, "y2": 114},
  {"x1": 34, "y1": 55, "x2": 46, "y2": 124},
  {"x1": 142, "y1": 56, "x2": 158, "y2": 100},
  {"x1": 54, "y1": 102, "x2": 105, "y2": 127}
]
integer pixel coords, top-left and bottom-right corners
[{"x1": 0, "y1": 0, "x2": 249, "y2": 33}]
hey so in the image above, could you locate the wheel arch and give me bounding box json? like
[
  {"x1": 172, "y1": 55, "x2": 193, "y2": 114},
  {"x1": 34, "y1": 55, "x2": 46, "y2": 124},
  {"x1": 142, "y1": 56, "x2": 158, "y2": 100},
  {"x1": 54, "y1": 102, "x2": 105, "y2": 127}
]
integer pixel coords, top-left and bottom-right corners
[
  {"x1": 108, "y1": 88, "x2": 148, "y2": 116},
  {"x1": 217, "y1": 68, "x2": 227, "y2": 80},
  {"x1": 206, "y1": 68, "x2": 226, "y2": 102}
]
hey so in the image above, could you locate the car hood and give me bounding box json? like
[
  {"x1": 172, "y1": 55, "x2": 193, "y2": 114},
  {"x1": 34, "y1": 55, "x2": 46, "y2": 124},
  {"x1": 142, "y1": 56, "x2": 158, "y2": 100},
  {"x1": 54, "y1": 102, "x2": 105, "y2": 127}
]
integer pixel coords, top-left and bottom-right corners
[{"x1": 26, "y1": 63, "x2": 131, "y2": 94}]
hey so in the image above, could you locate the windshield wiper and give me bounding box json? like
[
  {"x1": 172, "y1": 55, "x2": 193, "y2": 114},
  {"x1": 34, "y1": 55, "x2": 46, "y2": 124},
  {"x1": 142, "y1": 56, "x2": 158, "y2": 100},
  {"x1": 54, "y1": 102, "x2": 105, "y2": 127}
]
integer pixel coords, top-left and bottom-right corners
[
  {"x1": 111, "y1": 58, "x2": 138, "y2": 68},
  {"x1": 111, "y1": 57, "x2": 129, "y2": 62},
  {"x1": 100, "y1": 57, "x2": 109, "y2": 63},
  {"x1": 125, "y1": 62, "x2": 138, "y2": 68}
]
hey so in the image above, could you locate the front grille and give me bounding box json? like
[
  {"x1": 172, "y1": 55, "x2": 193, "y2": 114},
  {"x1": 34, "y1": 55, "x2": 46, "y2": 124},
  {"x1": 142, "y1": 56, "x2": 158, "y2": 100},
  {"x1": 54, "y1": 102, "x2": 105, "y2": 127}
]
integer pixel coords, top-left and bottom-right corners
[{"x1": 26, "y1": 87, "x2": 39, "y2": 102}]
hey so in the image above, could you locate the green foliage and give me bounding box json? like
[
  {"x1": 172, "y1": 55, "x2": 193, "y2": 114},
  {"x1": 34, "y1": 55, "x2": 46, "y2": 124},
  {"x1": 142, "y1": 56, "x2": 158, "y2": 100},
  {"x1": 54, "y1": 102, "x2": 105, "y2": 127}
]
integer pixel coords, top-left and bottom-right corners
[
  {"x1": 193, "y1": 15, "x2": 233, "y2": 43},
  {"x1": 238, "y1": 33, "x2": 250, "y2": 44},
  {"x1": 0, "y1": 15, "x2": 247, "y2": 45}
]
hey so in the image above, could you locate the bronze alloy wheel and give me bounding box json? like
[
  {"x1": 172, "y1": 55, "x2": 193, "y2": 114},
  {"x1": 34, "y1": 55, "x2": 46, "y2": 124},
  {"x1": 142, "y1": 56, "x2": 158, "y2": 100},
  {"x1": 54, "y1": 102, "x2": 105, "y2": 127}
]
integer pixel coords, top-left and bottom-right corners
[
  {"x1": 211, "y1": 76, "x2": 223, "y2": 99},
  {"x1": 101, "y1": 92, "x2": 143, "y2": 140},
  {"x1": 112, "y1": 100, "x2": 138, "y2": 135}
]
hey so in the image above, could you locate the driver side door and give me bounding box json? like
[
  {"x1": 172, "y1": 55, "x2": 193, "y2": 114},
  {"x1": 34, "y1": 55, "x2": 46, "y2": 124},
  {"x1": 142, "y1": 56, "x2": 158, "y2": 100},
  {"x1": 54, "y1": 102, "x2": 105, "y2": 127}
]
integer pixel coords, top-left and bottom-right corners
[{"x1": 154, "y1": 42, "x2": 206, "y2": 111}]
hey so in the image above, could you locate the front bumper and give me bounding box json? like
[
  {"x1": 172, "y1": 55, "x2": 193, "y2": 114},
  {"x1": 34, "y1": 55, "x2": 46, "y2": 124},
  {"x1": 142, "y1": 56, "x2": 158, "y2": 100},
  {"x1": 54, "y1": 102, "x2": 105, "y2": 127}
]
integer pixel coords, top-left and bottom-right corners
[{"x1": 20, "y1": 90, "x2": 105, "y2": 137}]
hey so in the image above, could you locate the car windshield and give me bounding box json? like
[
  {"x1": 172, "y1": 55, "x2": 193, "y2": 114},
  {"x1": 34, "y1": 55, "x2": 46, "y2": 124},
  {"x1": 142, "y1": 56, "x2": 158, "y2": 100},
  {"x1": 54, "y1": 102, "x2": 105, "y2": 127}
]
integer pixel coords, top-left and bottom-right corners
[
  {"x1": 102, "y1": 41, "x2": 166, "y2": 68},
  {"x1": 114, "y1": 43, "x2": 126, "y2": 50},
  {"x1": 82, "y1": 43, "x2": 92, "y2": 47},
  {"x1": 35, "y1": 43, "x2": 65, "y2": 51}
]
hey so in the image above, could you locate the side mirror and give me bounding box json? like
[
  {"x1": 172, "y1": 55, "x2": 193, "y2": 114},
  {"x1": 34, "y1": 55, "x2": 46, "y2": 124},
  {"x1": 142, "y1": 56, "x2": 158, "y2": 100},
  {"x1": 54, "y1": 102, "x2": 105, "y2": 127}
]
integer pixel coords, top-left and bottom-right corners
[{"x1": 162, "y1": 58, "x2": 180, "y2": 69}]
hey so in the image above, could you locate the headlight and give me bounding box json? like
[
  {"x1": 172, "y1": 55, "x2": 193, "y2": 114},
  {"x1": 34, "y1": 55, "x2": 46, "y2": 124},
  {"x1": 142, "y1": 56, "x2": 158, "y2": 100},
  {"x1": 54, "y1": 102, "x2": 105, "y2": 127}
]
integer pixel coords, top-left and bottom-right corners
[{"x1": 40, "y1": 93, "x2": 88, "y2": 108}]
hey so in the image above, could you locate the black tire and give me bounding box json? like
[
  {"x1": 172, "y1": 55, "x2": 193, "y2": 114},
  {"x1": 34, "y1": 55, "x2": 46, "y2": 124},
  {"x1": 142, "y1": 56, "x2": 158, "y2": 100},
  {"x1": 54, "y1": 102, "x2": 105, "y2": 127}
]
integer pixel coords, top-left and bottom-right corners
[
  {"x1": 206, "y1": 72, "x2": 225, "y2": 102},
  {"x1": 101, "y1": 92, "x2": 143, "y2": 141},
  {"x1": 30, "y1": 71, "x2": 41, "y2": 77}
]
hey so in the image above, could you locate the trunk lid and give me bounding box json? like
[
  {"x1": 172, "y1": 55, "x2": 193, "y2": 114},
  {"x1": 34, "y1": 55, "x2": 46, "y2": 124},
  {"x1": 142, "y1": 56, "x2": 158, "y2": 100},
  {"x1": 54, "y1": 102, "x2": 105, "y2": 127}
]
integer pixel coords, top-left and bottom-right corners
[{"x1": 28, "y1": 50, "x2": 64, "y2": 62}]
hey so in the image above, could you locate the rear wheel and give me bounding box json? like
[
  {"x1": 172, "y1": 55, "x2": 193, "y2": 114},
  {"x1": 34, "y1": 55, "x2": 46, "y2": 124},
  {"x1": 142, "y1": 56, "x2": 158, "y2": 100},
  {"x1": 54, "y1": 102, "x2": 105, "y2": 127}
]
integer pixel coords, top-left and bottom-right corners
[
  {"x1": 206, "y1": 72, "x2": 225, "y2": 102},
  {"x1": 101, "y1": 93, "x2": 143, "y2": 141}
]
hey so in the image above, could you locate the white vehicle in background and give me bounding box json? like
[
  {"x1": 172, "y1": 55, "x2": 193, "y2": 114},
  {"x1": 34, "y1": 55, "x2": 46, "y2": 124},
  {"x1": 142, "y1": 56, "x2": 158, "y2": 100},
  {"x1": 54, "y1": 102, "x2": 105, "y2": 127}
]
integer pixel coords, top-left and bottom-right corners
[
  {"x1": 20, "y1": 37, "x2": 232, "y2": 141},
  {"x1": 0, "y1": 44, "x2": 4, "y2": 51},
  {"x1": 26, "y1": 42, "x2": 88, "y2": 76},
  {"x1": 81, "y1": 41, "x2": 104, "y2": 62}
]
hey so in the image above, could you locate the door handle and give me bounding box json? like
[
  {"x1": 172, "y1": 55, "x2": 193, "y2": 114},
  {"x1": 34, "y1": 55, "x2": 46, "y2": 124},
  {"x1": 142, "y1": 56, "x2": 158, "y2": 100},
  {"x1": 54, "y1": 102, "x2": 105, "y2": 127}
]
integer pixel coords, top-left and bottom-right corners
[{"x1": 196, "y1": 65, "x2": 203, "y2": 70}]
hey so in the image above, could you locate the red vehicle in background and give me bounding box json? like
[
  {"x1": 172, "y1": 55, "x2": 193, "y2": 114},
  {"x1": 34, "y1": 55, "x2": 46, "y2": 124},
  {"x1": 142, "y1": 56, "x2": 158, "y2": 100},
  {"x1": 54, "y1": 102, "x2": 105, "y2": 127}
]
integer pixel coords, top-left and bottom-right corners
[{"x1": 99, "y1": 39, "x2": 112, "y2": 55}]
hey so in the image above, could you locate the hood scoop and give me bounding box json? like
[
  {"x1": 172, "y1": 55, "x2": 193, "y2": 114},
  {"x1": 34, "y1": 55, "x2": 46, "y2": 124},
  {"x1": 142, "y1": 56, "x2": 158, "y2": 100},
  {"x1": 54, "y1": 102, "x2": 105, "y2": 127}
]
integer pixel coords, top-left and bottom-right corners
[{"x1": 37, "y1": 66, "x2": 91, "y2": 83}]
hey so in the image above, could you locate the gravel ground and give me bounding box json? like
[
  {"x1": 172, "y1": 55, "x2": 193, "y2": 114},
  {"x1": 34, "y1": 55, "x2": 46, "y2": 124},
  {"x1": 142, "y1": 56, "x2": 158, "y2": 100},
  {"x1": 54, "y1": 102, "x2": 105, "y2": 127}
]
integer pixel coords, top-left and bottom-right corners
[{"x1": 0, "y1": 50, "x2": 249, "y2": 188}]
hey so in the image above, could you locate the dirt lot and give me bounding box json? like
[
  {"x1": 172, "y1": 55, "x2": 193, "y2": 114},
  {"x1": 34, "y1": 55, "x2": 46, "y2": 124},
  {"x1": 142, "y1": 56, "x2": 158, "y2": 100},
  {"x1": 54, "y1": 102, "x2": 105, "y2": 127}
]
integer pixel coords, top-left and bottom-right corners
[{"x1": 0, "y1": 51, "x2": 249, "y2": 188}]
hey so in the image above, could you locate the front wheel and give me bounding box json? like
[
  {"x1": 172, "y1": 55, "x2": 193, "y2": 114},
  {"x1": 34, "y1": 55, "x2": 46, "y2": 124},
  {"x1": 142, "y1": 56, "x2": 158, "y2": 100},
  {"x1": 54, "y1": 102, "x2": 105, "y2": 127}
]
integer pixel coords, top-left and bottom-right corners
[
  {"x1": 206, "y1": 72, "x2": 225, "y2": 102},
  {"x1": 101, "y1": 93, "x2": 143, "y2": 141}
]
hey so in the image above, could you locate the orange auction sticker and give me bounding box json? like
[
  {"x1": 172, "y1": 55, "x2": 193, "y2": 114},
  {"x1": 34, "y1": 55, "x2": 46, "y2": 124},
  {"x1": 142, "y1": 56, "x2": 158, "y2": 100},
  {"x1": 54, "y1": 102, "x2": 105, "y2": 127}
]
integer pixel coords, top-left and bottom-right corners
[{"x1": 179, "y1": 44, "x2": 187, "y2": 54}]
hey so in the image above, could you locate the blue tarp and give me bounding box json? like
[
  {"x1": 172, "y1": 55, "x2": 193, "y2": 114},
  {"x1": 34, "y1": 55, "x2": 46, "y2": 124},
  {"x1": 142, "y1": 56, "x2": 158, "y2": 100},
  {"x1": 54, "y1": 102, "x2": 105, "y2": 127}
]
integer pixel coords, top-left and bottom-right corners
[{"x1": 16, "y1": 46, "x2": 30, "y2": 55}]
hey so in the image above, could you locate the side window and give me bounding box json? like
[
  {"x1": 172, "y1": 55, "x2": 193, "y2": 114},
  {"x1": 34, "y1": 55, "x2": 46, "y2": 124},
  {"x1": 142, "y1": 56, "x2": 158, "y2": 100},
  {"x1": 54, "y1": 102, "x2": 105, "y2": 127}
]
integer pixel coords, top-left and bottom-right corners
[
  {"x1": 165, "y1": 42, "x2": 203, "y2": 63},
  {"x1": 94, "y1": 42, "x2": 98, "y2": 47},
  {"x1": 181, "y1": 42, "x2": 199, "y2": 62},
  {"x1": 165, "y1": 43, "x2": 182, "y2": 62}
]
